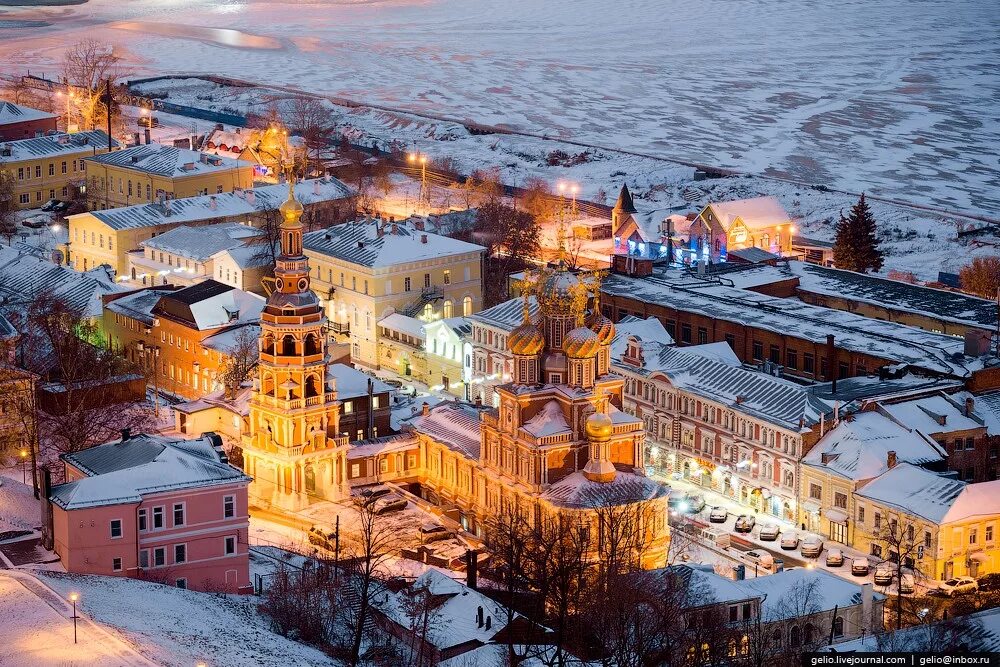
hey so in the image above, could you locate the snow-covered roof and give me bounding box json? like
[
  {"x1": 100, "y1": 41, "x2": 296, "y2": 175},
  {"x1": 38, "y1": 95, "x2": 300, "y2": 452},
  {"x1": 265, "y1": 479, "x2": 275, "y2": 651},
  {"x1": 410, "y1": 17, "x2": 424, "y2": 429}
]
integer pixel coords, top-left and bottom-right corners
[
  {"x1": 855, "y1": 463, "x2": 971, "y2": 524},
  {"x1": 664, "y1": 564, "x2": 757, "y2": 608},
  {"x1": 0, "y1": 246, "x2": 124, "y2": 319},
  {"x1": 218, "y1": 244, "x2": 275, "y2": 270},
  {"x1": 790, "y1": 260, "x2": 999, "y2": 330},
  {"x1": 680, "y1": 341, "x2": 742, "y2": 366},
  {"x1": 0, "y1": 130, "x2": 116, "y2": 161},
  {"x1": 201, "y1": 322, "x2": 260, "y2": 354},
  {"x1": 616, "y1": 344, "x2": 832, "y2": 431},
  {"x1": 348, "y1": 433, "x2": 418, "y2": 459},
  {"x1": 0, "y1": 100, "x2": 57, "y2": 125},
  {"x1": 741, "y1": 568, "x2": 884, "y2": 621},
  {"x1": 469, "y1": 295, "x2": 539, "y2": 332},
  {"x1": 540, "y1": 471, "x2": 668, "y2": 510},
  {"x1": 828, "y1": 605, "x2": 1000, "y2": 652},
  {"x1": 152, "y1": 280, "x2": 264, "y2": 331},
  {"x1": 81, "y1": 178, "x2": 354, "y2": 231},
  {"x1": 521, "y1": 400, "x2": 571, "y2": 438},
  {"x1": 51, "y1": 433, "x2": 250, "y2": 509},
  {"x1": 378, "y1": 312, "x2": 426, "y2": 340},
  {"x1": 802, "y1": 412, "x2": 944, "y2": 482},
  {"x1": 303, "y1": 219, "x2": 484, "y2": 269},
  {"x1": 608, "y1": 315, "x2": 674, "y2": 360},
  {"x1": 603, "y1": 269, "x2": 975, "y2": 377},
  {"x1": 203, "y1": 126, "x2": 253, "y2": 153},
  {"x1": 141, "y1": 222, "x2": 263, "y2": 262},
  {"x1": 704, "y1": 196, "x2": 791, "y2": 231},
  {"x1": 971, "y1": 391, "x2": 1000, "y2": 435},
  {"x1": 728, "y1": 247, "x2": 779, "y2": 264},
  {"x1": 406, "y1": 402, "x2": 483, "y2": 459},
  {"x1": 105, "y1": 288, "x2": 177, "y2": 326},
  {"x1": 85, "y1": 144, "x2": 252, "y2": 178},
  {"x1": 326, "y1": 363, "x2": 393, "y2": 400},
  {"x1": 877, "y1": 392, "x2": 984, "y2": 436}
]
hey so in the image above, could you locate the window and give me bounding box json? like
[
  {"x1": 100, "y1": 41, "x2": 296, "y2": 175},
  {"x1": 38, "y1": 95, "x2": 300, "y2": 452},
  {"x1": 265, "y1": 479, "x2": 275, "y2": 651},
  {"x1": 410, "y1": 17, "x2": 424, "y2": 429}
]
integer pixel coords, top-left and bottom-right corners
[
  {"x1": 153, "y1": 547, "x2": 165, "y2": 567},
  {"x1": 724, "y1": 333, "x2": 736, "y2": 349},
  {"x1": 970, "y1": 529, "x2": 978, "y2": 545},
  {"x1": 834, "y1": 492, "x2": 847, "y2": 509},
  {"x1": 343, "y1": 400, "x2": 353, "y2": 414},
  {"x1": 809, "y1": 483, "x2": 822, "y2": 500},
  {"x1": 988, "y1": 525, "x2": 995, "y2": 542},
  {"x1": 404, "y1": 277, "x2": 411, "y2": 292},
  {"x1": 350, "y1": 463, "x2": 360, "y2": 477},
  {"x1": 174, "y1": 544, "x2": 187, "y2": 563},
  {"x1": 858, "y1": 505, "x2": 865, "y2": 524},
  {"x1": 697, "y1": 327, "x2": 708, "y2": 345},
  {"x1": 225, "y1": 536, "x2": 236, "y2": 555},
  {"x1": 786, "y1": 349, "x2": 797, "y2": 369},
  {"x1": 907, "y1": 525, "x2": 915, "y2": 542},
  {"x1": 769, "y1": 345, "x2": 780, "y2": 364},
  {"x1": 224, "y1": 495, "x2": 235, "y2": 518},
  {"x1": 874, "y1": 512, "x2": 881, "y2": 530},
  {"x1": 742, "y1": 603, "x2": 751, "y2": 620},
  {"x1": 680, "y1": 324, "x2": 691, "y2": 344},
  {"x1": 113, "y1": 557, "x2": 122, "y2": 572},
  {"x1": 61, "y1": 161, "x2": 67, "y2": 174},
  {"x1": 48, "y1": 163, "x2": 54, "y2": 176},
  {"x1": 19, "y1": 193, "x2": 29, "y2": 204},
  {"x1": 138, "y1": 509, "x2": 147, "y2": 531},
  {"x1": 833, "y1": 616, "x2": 844, "y2": 638},
  {"x1": 153, "y1": 506, "x2": 164, "y2": 529},
  {"x1": 924, "y1": 531, "x2": 932, "y2": 548},
  {"x1": 729, "y1": 605, "x2": 738, "y2": 622},
  {"x1": 110, "y1": 519, "x2": 122, "y2": 539},
  {"x1": 967, "y1": 437, "x2": 976, "y2": 450},
  {"x1": 172, "y1": 503, "x2": 185, "y2": 526},
  {"x1": 175, "y1": 578, "x2": 187, "y2": 590},
  {"x1": 443, "y1": 270, "x2": 451, "y2": 285},
  {"x1": 424, "y1": 273, "x2": 431, "y2": 288},
  {"x1": 139, "y1": 550, "x2": 149, "y2": 568},
  {"x1": 752, "y1": 341, "x2": 763, "y2": 361},
  {"x1": 803, "y1": 353, "x2": 815, "y2": 374}
]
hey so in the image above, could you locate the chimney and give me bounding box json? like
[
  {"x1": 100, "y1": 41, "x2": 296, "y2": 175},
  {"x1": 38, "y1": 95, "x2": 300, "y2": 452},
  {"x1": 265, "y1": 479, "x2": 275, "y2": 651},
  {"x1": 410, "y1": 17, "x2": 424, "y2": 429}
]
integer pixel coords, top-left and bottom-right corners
[
  {"x1": 476, "y1": 605, "x2": 484, "y2": 628},
  {"x1": 834, "y1": 401, "x2": 840, "y2": 423},
  {"x1": 133, "y1": 132, "x2": 140, "y2": 146},
  {"x1": 144, "y1": 127, "x2": 151, "y2": 145},
  {"x1": 413, "y1": 219, "x2": 425, "y2": 231},
  {"x1": 735, "y1": 395, "x2": 745, "y2": 405},
  {"x1": 485, "y1": 616, "x2": 492, "y2": 631},
  {"x1": 887, "y1": 450, "x2": 897, "y2": 469},
  {"x1": 475, "y1": 395, "x2": 483, "y2": 408},
  {"x1": 421, "y1": 402, "x2": 430, "y2": 417},
  {"x1": 861, "y1": 583, "x2": 874, "y2": 634},
  {"x1": 821, "y1": 452, "x2": 835, "y2": 465},
  {"x1": 466, "y1": 549, "x2": 478, "y2": 589},
  {"x1": 120, "y1": 428, "x2": 131, "y2": 441},
  {"x1": 313, "y1": 179, "x2": 320, "y2": 196},
  {"x1": 421, "y1": 234, "x2": 428, "y2": 244},
  {"x1": 966, "y1": 397, "x2": 975, "y2": 417},
  {"x1": 209, "y1": 195, "x2": 217, "y2": 210}
]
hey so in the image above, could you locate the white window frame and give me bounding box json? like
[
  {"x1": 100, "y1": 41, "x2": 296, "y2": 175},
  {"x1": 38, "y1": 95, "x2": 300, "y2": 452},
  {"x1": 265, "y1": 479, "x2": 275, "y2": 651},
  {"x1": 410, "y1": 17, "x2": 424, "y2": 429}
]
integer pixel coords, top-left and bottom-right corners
[
  {"x1": 139, "y1": 549, "x2": 149, "y2": 569},
  {"x1": 223, "y1": 495, "x2": 235, "y2": 519},
  {"x1": 153, "y1": 547, "x2": 165, "y2": 567},
  {"x1": 225, "y1": 535, "x2": 236, "y2": 556},
  {"x1": 110, "y1": 518, "x2": 123, "y2": 539},
  {"x1": 152, "y1": 506, "x2": 164, "y2": 529},
  {"x1": 138, "y1": 508, "x2": 147, "y2": 532},
  {"x1": 174, "y1": 543, "x2": 187, "y2": 564},
  {"x1": 173, "y1": 502, "x2": 186, "y2": 527}
]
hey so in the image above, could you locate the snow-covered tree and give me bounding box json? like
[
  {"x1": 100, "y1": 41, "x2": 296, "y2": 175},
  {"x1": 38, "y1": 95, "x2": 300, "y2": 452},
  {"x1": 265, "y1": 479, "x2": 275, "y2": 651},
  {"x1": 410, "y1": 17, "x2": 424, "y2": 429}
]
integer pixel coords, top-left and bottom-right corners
[{"x1": 833, "y1": 193, "x2": 884, "y2": 273}]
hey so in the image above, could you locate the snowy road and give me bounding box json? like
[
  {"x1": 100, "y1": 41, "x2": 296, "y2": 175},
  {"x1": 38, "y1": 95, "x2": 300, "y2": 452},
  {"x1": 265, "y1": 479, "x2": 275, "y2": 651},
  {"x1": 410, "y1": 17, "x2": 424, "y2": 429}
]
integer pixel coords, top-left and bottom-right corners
[{"x1": 0, "y1": 0, "x2": 997, "y2": 216}]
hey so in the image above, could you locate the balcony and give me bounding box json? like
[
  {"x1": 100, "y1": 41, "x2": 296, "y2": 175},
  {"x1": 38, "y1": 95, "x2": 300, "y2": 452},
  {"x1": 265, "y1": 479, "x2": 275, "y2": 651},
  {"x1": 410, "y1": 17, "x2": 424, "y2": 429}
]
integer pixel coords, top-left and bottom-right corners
[{"x1": 328, "y1": 321, "x2": 350, "y2": 335}]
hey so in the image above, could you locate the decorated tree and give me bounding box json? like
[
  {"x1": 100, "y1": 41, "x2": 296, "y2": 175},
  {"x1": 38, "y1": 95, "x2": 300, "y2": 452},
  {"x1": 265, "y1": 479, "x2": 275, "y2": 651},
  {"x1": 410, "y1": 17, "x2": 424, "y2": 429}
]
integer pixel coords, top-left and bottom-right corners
[{"x1": 833, "y1": 193, "x2": 884, "y2": 273}]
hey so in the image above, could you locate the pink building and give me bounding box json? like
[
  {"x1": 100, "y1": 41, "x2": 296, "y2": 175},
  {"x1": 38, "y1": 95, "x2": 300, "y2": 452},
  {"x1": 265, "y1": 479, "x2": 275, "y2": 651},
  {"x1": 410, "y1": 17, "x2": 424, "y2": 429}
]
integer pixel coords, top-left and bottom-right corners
[{"x1": 47, "y1": 431, "x2": 253, "y2": 593}]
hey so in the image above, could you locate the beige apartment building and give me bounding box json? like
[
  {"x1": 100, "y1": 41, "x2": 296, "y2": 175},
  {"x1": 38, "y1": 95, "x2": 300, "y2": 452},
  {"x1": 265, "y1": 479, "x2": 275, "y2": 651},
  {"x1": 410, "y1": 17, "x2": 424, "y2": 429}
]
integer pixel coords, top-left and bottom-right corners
[
  {"x1": 302, "y1": 218, "x2": 484, "y2": 368},
  {"x1": 0, "y1": 130, "x2": 115, "y2": 210}
]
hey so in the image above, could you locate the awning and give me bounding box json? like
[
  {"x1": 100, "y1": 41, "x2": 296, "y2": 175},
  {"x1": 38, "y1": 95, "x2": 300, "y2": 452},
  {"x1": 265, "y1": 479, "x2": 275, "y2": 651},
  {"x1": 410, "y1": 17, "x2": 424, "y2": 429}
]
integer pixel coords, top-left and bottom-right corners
[
  {"x1": 969, "y1": 551, "x2": 988, "y2": 563},
  {"x1": 802, "y1": 501, "x2": 821, "y2": 513},
  {"x1": 825, "y1": 509, "x2": 849, "y2": 523}
]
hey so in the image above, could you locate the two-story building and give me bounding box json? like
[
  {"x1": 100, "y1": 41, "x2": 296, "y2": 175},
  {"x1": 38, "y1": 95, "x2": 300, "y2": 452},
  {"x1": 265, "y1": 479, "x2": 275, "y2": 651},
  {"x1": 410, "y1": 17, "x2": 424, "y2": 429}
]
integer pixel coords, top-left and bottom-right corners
[
  {"x1": 0, "y1": 100, "x2": 58, "y2": 142},
  {"x1": 46, "y1": 431, "x2": 252, "y2": 593},
  {"x1": 422, "y1": 316, "x2": 472, "y2": 398},
  {"x1": 686, "y1": 196, "x2": 795, "y2": 263},
  {"x1": 0, "y1": 130, "x2": 115, "y2": 210},
  {"x1": 301, "y1": 218, "x2": 484, "y2": 368},
  {"x1": 83, "y1": 144, "x2": 254, "y2": 210},
  {"x1": 66, "y1": 177, "x2": 354, "y2": 274},
  {"x1": 376, "y1": 312, "x2": 427, "y2": 382}
]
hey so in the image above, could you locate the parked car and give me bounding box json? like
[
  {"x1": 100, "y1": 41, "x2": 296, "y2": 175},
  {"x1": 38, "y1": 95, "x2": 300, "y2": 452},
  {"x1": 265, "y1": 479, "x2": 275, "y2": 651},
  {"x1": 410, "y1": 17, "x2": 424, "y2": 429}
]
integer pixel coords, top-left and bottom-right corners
[
  {"x1": 939, "y1": 576, "x2": 978, "y2": 597},
  {"x1": 743, "y1": 550, "x2": 774, "y2": 572},
  {"x1": 382, "y1": 378, "x2": 404, "y2": 389},
  {"x1": 51, "y1": 200, "x2": 71, "y2": 213},
  {"x1": 734, "y1": 515, "x2": 756, "y2": 533},
  {"x1": 874, "y1": 563, "x2": 894, "y2": 586},
  {"x1": 670, "y1": 471, "x2": 683, "y2": 481},
  {"x1": 307, "y1": 525, "x2": 336, "y2": 551},
  {"x1": 373, "y1": 493, "x2": 408, "y2": 515},
  {"x1": 361, "y1": 486, "x2": 393, "y2": 505},
  {"x1": 419, "y1": 523, "x2": 452, "y2": 544},
  {"x1": 758, "y1": 523, "x2": 780, "y2": 541},
  {"x1": 801, "y1": 536, "x2": 824, "y2": 558},
  {"x1": 40, "y1": 198, "x2": 60, "y2": 212},
  {"x1": 899, "y1": 573, "x2": 916, "y2": 595},
  {"x1": 826, "y1": 548, "x2": 845, "y2": 567},
  {"x1": 708, "y1": 506, "x2": 728, "y2": 523},
  {"x1": 780, "y1": 533, "x2": 800, "y2": 550},
  {"x1": 851, "y1": 558, "x2": 871, "y2": 576},
  {"x1": 668, "y1": 490, "x2": 688, "y2": 513},
  {"x1": 685, "y1": 494, "x2": 706, "y2": 514},
  {"x1": 22, "y1": 216, "x2": 49, "y2": 229}
]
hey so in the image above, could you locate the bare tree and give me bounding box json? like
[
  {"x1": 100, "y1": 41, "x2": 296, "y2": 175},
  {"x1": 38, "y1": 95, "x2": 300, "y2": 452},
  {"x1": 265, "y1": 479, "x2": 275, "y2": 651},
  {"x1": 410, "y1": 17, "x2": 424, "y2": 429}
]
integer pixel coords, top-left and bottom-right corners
[
  {"x1": 870, "y1": 516, "x2": 927, "y2": 629},
  {"x1": 0, "y1": 164, "x2": 16, "y2": 244},
  {"x1": 287, "y1": 97, "x2": 335, "y2": 176},
  {"x1": 460, "y1": 201, "x2": 539, "y2": 306},
  {"x1": 519, "y1": 177, "x2": 558, "y2": 224},
  {"x1": 61, "y1": 39, "x2": 130, "y2": 133},
  {"x1": 218, "y1": 326, "x2": 258, "y2": 399},
  {"x1": 399, "y1": 578, "x2": 447, "y2": 667}
]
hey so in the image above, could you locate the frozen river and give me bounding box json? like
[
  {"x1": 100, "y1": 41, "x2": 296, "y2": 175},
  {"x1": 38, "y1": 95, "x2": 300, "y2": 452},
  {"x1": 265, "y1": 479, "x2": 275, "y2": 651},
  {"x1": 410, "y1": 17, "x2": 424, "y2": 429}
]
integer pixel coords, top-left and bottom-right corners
[{"x1": 1, "y1": 0, "x2": 997, "y2": 216}]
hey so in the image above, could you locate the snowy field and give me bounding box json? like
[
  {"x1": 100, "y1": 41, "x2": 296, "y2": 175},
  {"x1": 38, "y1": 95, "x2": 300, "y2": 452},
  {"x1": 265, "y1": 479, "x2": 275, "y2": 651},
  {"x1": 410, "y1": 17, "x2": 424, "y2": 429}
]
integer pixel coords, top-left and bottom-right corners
[{"x1": 0, "y1": 0, "x2": 997, "y2": 217}]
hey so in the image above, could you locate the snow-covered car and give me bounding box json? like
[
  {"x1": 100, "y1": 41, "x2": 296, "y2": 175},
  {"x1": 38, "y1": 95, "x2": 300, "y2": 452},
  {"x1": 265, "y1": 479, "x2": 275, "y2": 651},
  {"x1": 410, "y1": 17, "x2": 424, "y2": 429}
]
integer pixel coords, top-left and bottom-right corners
[
  {"x1": 900, "y1": 573, "x2": 916, "y2": 594},
  {"x1": 685, "y1": 494, "x2": 706, "y2": 514},
  {"x1": 758, "y1": 523, "x2": 780, "y2": 541},
  {"x1": 939, "y1": 576, "x2": 978, "y2": 597},
  {"x1": 670, "y1": 471, "x2": 683, "y2": 481},
  {"x1": 826, "y1": 548, "x2": 844, "y2": 567},
  {"x1": 40, "y1": 198, "x2": 60, "y2": 212},
  {"x1": 743, "y1": 550, "x2": 774, "y2": 572},
  {"x1": 708, "y1": 506, "x2": 728, "y2": 523},
  {"x1": 373, "y1": 493, "x2": 408, "y2": 515},
  {"x1": 734, "y1": 515, "x2": 756, "y2": 533},
  {"x1": 780, "y1": 533, "x2": 800, "y2": 550},
  {"x1": 419, "y1": 523, "x2": 452, "y2": 544},
  {"x1": 874, "y1": 563, "x2": 894, "y2": 586},
  {"x1": 851, "y1": 558, "x2": 871, "y2": 576},
  {"x1": 800, "y1": 536, "x2": 824, "y2": 558},
  {"x1": 307, "y1": 526, "x2": 336, "y2": 551},
  {"x1": 51, "y1": 200, "x2": 71, "y2": 213},
  {"x1": 361, "y1": 485, "x2": 392, "y2": 505},
  {"x1": 22, "y1": 216, "x2": 49, "y2": 229}
]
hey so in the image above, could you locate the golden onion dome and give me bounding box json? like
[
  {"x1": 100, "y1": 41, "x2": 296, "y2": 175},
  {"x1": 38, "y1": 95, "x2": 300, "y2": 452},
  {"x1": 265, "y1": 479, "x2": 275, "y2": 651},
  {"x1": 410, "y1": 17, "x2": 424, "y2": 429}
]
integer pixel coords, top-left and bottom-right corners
[
  {"x1": 563, "y1": 326, "x2": 600, "y2": 359},
  {"x1": 586, "y1": 411, "x2": 614, "y2": 440},
  {"x1": 279, "y1": 187, "x2": 304, "y2": 220},
  {"x1": 508, "y1": 321, "x2": 545, "y2": 356},
  {"x1": 588, "y1": 312, "x2": 616, "y2": 345}
]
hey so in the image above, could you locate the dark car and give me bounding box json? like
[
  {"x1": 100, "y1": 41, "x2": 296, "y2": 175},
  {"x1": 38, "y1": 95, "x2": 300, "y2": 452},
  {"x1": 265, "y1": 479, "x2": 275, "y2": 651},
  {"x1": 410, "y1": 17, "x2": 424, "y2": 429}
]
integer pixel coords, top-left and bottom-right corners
[
  {"x1": 51, "y1": 201, "x2": 71, "y2": 213},
  {"x1": 40, "y1": 198, "x2": 60, "y2": 212}
]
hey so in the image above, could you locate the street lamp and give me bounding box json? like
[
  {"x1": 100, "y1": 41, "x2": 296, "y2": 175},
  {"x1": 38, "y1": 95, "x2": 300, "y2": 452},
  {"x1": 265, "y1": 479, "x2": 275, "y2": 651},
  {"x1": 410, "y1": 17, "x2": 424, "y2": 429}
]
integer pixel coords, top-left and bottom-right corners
[
  {"x1": 19, "y1": 448, "x2": 28, "y2": 484},
  {"x1": 408, "y1": 151, "x2": 429, "y2": 210},
  {"x1": 57, "y1": 91, "x2": 76, "y2": 132},
  {"x1": 69, "y1": 593, "x2": 79, "y2": 644}
]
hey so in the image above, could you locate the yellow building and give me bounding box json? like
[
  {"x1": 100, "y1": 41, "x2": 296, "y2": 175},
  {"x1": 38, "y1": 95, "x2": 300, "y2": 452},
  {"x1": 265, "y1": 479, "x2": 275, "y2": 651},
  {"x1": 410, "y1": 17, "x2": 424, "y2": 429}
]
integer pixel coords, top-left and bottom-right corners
[
  {"x1": 853, "y1": 462, "x2": 1000, "y2": 581},
  {"x1": 376, "y1": 312, "x2": 427, "y2": 382},
  {"x1": 422, "y1": 316, "x2": 471, "y2": 398},
  {"x1": 66, "y1": 178, "x2": 355, "y2": 274},
  {"x1": 0, "y1": 130, "x2": 116, "y2": 210},
  {"x1": 302, "y1": 219, "x2": 485, "y2": 368},
  {"x1": 84, "y1": 143, "x2": 254, "y2": 211}
]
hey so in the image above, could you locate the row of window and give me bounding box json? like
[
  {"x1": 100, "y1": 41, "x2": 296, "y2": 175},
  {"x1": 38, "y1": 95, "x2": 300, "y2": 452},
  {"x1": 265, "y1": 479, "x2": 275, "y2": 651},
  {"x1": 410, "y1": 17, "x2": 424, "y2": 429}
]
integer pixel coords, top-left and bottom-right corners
[
  {"x1": 136, "y1": 536, "x2": 238, "y2": 570},
  {"x1": 15, "y1": 159, "x2": 80, "y2": 181},
  {"x1": 109, "y1": 496, "x2": 235, "y2": 537}
]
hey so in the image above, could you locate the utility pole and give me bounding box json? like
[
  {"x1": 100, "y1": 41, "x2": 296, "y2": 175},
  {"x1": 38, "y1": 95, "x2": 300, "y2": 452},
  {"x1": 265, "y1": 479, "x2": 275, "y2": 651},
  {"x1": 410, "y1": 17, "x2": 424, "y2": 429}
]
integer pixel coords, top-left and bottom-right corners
[{"x1": 104, "y1": 78, "x2": 113, "y2": 152}]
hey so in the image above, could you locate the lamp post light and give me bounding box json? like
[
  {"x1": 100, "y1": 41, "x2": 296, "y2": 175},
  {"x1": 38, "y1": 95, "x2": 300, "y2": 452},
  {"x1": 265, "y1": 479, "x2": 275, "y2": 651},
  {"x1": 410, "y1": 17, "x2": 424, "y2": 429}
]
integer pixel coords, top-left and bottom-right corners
[
  {"x1": 19, "y1": 448, "x2": 27, "y2": 484},
  {"x1": 570, "y1": 184, "x2": 579, "y2": 217},
  {"x1": 408, "y1": 152, "x2": 429, "y2": 210},
  {"x1": 57, "y1": 91, "x2": 76, "y2": 132},
  {"x1": 69, "y1": 593, "x2": 79, "y2": 644}
]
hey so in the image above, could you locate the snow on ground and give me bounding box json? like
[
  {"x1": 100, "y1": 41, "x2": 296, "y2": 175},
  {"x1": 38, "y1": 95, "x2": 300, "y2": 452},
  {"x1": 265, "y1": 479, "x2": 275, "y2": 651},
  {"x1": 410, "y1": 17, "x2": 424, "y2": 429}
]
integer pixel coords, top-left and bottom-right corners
[
  {"x1": 0, "y1": 465, "x2": 41, "y2": 533},
  {"x1": 36, "y1": 569, "x2": 340, "y2": 667},
  {"x1": 0, "y1": 0, "x2": 996, "y2": 217}
]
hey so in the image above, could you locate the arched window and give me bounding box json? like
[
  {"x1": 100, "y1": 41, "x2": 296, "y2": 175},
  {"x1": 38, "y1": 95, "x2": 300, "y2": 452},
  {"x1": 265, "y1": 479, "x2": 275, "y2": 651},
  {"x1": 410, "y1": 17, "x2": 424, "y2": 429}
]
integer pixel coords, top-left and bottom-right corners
[
  {"x1": 304, "y1": 333, "x2": 320, "y2": 356},
  {"x1": 804, "y1": 624, "x2": 815, "y2": 645},
  {"x1": 305, "y1": 374, "x2": 321, "y2": 398},
  {"x1": 771, "y1": 629, "x2": 782, "y2": 646},
  {"x1": 790, "y1": 626, "x2": 801, "y2": 647},
  {"x1": 833, "y1": 617, "x2": 844, "y2": 638},
  {"x1": 463, "y1": 296, "x2": 473, "y2": 316},
  {"x1": 304, "y1": 464, "x2": 316, "y2": 493},
  {"x1": 443, "y1": 300, "x2": 453, "y2": 318},
  {"x1": 281, "y1": 334, "x2": 296, "y2": 356},
  {"x1": 423, "y1": 303, "x2": 433, "y2": 319}
]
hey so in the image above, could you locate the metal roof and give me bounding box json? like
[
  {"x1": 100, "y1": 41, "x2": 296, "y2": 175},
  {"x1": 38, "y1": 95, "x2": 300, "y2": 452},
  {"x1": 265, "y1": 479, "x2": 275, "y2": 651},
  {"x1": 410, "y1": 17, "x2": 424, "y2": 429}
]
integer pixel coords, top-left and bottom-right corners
[
  {"x1": 303, "y1": 219, "x2": 484, "y2": 269},
  {"x1": 469, "y1": 295, "x2": 539, "y2": 331},
  {"x1": 63, "y1": 434, "x2": 166, "y2": 476},
  {"x1": 0, "y1": 130, "x2": 116, "y2": 162},
  {"x1": 0, "y1": 100, "x2": 57, "y2": 124},
  {"x1": 85, "y1": 143, "x2": 250, "y2": 178},
  {"x1": 406, "y1": 402, "x2": 483, "y2": 459}
]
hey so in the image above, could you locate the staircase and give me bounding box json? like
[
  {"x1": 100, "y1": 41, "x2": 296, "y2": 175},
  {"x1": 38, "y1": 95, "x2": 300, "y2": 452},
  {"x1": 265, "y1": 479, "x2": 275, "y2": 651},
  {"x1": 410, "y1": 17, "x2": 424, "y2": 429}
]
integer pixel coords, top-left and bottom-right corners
[{"x1": 400, "y1": 286, "x2": 443, "y2": 318}]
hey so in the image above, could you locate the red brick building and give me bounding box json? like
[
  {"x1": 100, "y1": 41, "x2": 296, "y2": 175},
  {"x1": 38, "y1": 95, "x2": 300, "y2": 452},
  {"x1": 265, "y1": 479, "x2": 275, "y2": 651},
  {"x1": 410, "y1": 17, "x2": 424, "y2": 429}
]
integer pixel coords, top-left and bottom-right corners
[{"x1": 0, "y1": 101, "x2": 58, "y2": 141}]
